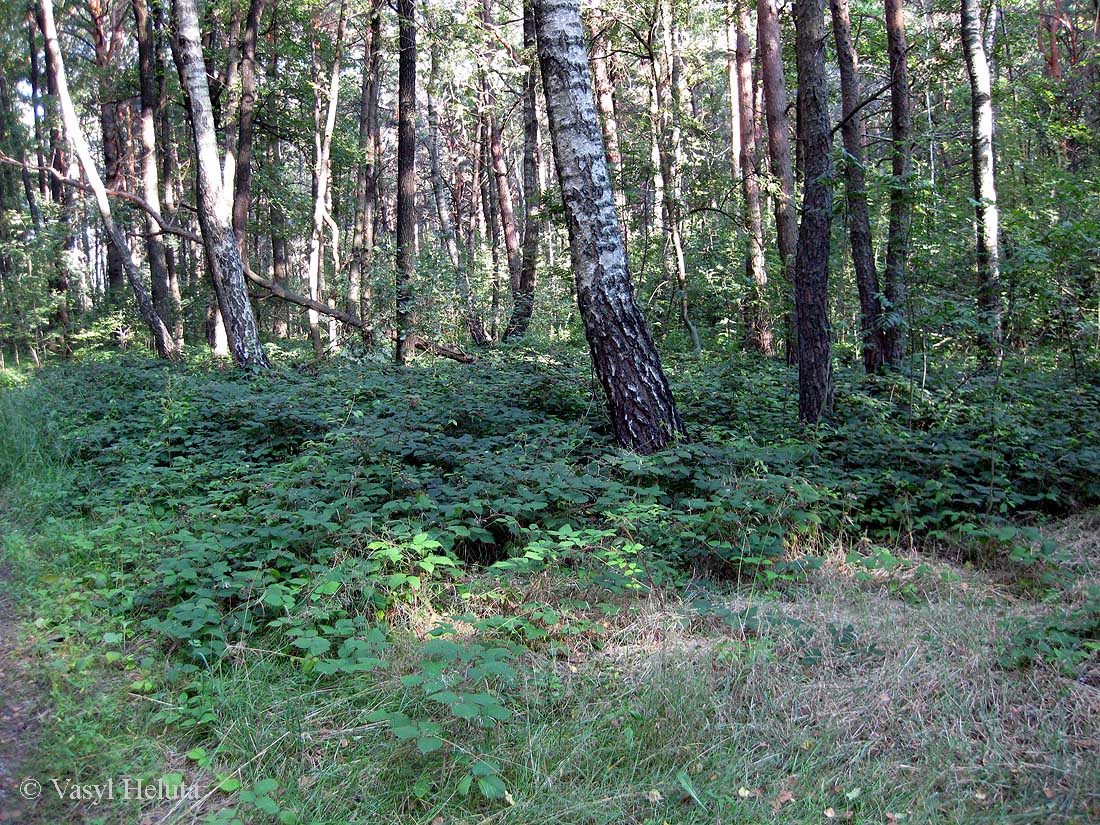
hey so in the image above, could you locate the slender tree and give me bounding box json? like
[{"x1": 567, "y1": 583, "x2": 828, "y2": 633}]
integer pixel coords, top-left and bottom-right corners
[
  {"x1": 793, "y1": 0, "x2": 833, "y2": 422},
  {"x1": 534, "y1": 0, "x2": 686, "y2": 452},
  {"x1": 883, "y1": 0, "x2": 912, "y2": 366},
  {"x1": 831, "y1": 0, "x2": 885, "y2": 372},
  {"x1": 395, "y1": 0, "x2": 418, "y2": 364},
  {"x1": 961, "y1": 0, "x2": 1003, "y2": 354}
]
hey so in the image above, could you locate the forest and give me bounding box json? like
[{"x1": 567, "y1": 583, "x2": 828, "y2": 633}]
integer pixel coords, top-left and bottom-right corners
[{"x1": 0, "y1": 0, "x2": 1098, "y2": 820}]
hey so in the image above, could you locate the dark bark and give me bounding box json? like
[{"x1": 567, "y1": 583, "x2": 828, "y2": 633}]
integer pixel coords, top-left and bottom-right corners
[
  {"x1": 535, "y1": 0, "x2": 686, "y2": 453},
  {"x1": 884, "y1": 0, "x2": 913, "y2": 366},
  {"x1": 231, "y1": 0, "x2": 268, "y2": 257},
  {"x1": 831, "y1": 0, "x2": 885, "y2": 373},
  {"x1": 395, "y1": 0, "x2": 417, "y2": 364},
  {"x1": 794, "y1": 0, "x2": 833, "y2": 422}
]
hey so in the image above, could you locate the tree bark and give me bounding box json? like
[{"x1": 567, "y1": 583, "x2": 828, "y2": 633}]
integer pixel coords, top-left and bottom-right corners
[
  {"x1": 395, "y1": 0, "x2": 418, "y2": 364},
  {"x1": 504, "y1": 0, "x2": 542, "y2": 340},
  {"x1": 535, "y1": 0, "x2": 686, "y2": 453},
  {"x1": 883, "y1": 0, "x2": 913, "y2": 366},
  {"x1": 37, "y1": 0, "x2": 177, "y2": 359},
  {"x1": 758, "y1": 0, "x2": 798, "y2": 358},
  {"x1": 962, "y1": 0, "x2": 1003, "y2": 354},
  {"x1": 132, "y1": 0, "x2": 180, "y2": 346},
  {"x1": 231, "y1": 0, "x2": 267, "y2": 258},
  {"x1": 831, "y1": 0, "x2": 885, "y2": 373},
  {"x1": 171, "y1": 0, "x2": 270, "y2": 368},
  {"x1": 794, "y1": 0, "x2": 833, "y2": 422},
  {"x1": 305, "y1": 1, "x2": 348, "y2": 357},
  {"x1": 348, "y1": 0, "x2": 382, "y2": 344},
  {"x1": 736, "y1": 0, "x2": 771, "y2": 355},
  {"x1": 589, "y1": 5, "x2": 627, "y2": 238}
]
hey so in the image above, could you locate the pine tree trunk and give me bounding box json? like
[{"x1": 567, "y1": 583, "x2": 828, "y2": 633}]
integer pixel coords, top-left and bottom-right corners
[
  {"x1": 535, "y1": 0, "x2": 686, "y2": 453},
  {"x1": 588, "y1": 5, "x2": 627, "y2": 240},
  {"x1": 794, "y1": 0, "x2": 834, "y2": 422},
  {"x1": 758, "y1": 0, "x2": 798, "y2": 359},
  {"x1": 736, "y1": 0, "x2": 771, "y2": 355},
  {"x1": 883, "y1": 0, "x2": 913, "y2": 367},
  {"x1": 831, "y1": 0, "x2": 885, "y2": 373},
  {"x1": 395, "y1": 0, "x2": 418, "y2": 364},
  {"x1": 171, "y1": 0, "x2": 269, "y2": 368},
  {"x1": 962, "y1": 0, "x2": 1003, "y2": 354},
  {"x1": 231, "y1": 0, "x2": 267, "y2": 259}
]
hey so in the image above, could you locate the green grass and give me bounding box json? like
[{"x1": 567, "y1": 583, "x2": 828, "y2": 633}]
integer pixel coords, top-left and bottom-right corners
[{"x1": 1, "y1": 348, "x2": 1098, "y2": 824}]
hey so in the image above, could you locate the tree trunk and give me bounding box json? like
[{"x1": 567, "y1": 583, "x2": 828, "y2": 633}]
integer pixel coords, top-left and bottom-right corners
[
  {"x1": 504, "y1": 0, "x2": 542, "y2": 340},
  {"x1": 305, "y1": 1, "x2": 348, "y2": 358},
  {"x1": 38, "y1": 0, "x2": 177, "y2": 359},
  {"x1": 132, "y1": 0, "x2": 179, "y2": 346},
  {"x1": 348, "y1": 0, "x2": 382, "y2": 344},
  {"x1": 883, "y1": 0, "x2": 913, "y2": 367},
  {"x1": 831, "y1": 0, "x2": 885, "y2": 373},
  {"x1": 535, "y1": 0, "x2": 686, "y2": 453},
  {"x1": 794, "y1": 0, "x2": 833, "y2": 422},
  {"x1": 736, "y1": 0, "x2": 771, "y2": 355},
  {"x1": 171, "y1": 0, "x2": 270, "y2": 368},
  {"x1": 395, "y1": 0, "x2": 417, "y2": 364},
  {"x1": 231, "y1": 0, "x2": 267, "y2": 258},
  {"x1": 962, "y1": 0, "x2": 1003, "y2": 354},
  {"x1": 758, "y1": 0, "x2": 798, "y2": 359}
]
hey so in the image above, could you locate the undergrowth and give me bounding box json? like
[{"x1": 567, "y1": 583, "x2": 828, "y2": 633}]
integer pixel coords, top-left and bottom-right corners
[{"x1": 1, "y1": 347, "x2": 1098, "y2": 823}]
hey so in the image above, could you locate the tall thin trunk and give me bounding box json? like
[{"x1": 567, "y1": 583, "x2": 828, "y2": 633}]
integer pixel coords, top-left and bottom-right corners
[
  {"x1": 962, "y1": 0, "x2": 1002, "y2": 354},
  {"x1": 395, "y1": 0, "x2": 418, "y2": 364},
  {"x1": 231, "y1": 0, "x2": 267, "y2": 258},
  {"x1": 831, "y1": 0, "x2": 885, "y2": 372},
  {"x1": 504, "y1": 0, "x2": 542, "y2": 340},
  {"x1": 305, "y1": 1, "x2": 348, "y2": 357},
  {"x1": 758, "y1": 0, "x2": 798, "y2": 358},
  {"x1": 725, "y1": 0, "x2": 742, "y2": 181},
  {"x1": 535, "y1": 0, "x2": 686, "y2": 453},
  {"x1": 883, "y1": 0, "x2": 912, "y2": 366},
  {"x1": 132, "y1": 0, "x2": 178, "y2": 345},
  {"x1": 267, "y1": 10, "x2": 289, "y2": 339},
  {"x1": 348, "y1": 0, "x2": 382, "y2": 343},
  {"x1": 794, "y1": 0, "x2": 833, "y2": 422},
  {"x1": 37, "y1": 0, "x2": 176, "y2": 359},
  {"x1": 172, "y1": 0, "x2": 270, "y2": 368},
  {"x1": 26, "y1": 11, "x2": 48, "y2": 200},
  {"x1": 736, "y1": 0, "x2": 771, "y2": 355}
]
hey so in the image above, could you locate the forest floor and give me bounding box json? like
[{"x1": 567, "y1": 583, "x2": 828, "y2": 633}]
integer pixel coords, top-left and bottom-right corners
[{"x1": 0, "y1": 349, "x2": 1098, "y2": 823}]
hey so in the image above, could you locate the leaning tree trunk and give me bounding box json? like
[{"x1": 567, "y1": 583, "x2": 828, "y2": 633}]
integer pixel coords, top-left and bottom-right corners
[
  {"x1": 758, "y1": 0, "x2": 798, "y2": 359},
  {"x1": 172, "y1": 0, "x2": 269, "y2": 368},
  {"x1": 736, "y1": 0, "x2": 771, "y2": 355},
  {"x1": 37, "y1": 0, "x2": 177, "y2": 359},
  {"x1": 534, "y1": 0, "x2": 686, "y2": 453},
  {"x1": 831, "y1": 0, "x2": 885, "y2": 373},
  {"x1": 503, "y1": 0, "x2": 542, "y2": 340},
  {"x1": 883, "y1": 0, "x2": 912, "y2": 367},
  {"x1": 961, "y1": 0, "x2": 1003, "y2": 355},
  {"x1": 794, "y1": 0, "x2": 834, "y2": 423},
  {"x1": 395, "y1": 0, "x2": 417, "y2": 364}
]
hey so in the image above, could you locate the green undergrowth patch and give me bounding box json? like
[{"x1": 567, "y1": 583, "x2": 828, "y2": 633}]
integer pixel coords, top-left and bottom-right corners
[{"x1": 1, "y1": 348, "x2": 1098, "y2": 822}]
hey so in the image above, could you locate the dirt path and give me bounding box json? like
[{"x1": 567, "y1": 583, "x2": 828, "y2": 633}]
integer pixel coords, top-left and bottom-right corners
[{"x1": 0, "y1": 572, "x2": 47, "y2": 823}]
